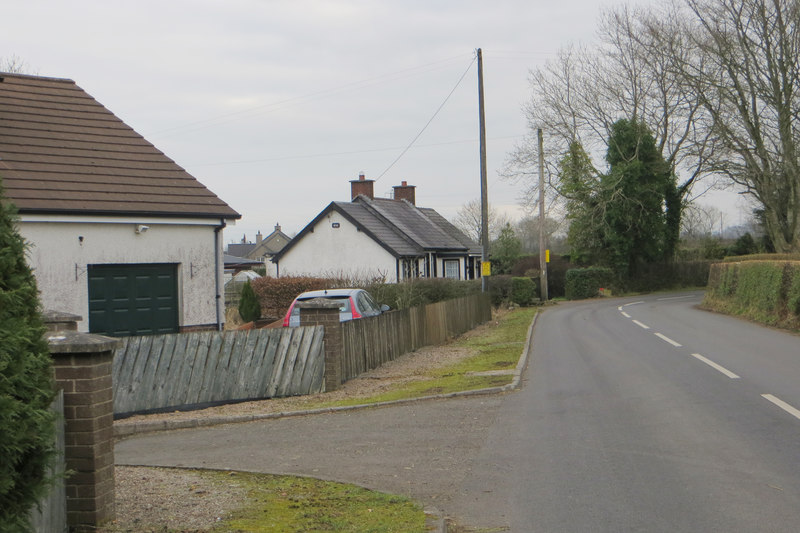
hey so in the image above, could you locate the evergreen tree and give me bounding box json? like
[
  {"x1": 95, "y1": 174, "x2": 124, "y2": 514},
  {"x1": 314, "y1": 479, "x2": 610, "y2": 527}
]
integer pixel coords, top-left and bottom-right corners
[
  {"x1": 0, "y1": 180, "x2": 57, "y2": 532},
  {"x1": 491, "y1": 223, "x2": 522, "y2": 274},
  {"x1": 238, "y1": 279, "x2": 261, "y2": 323}
]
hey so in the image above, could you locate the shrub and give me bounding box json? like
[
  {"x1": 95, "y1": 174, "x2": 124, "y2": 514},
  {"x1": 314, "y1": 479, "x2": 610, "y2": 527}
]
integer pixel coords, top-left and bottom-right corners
[
  {"x1": 489, "y1": 275, "x2": 513, "y2": 307},
  {"x1": 511, "y1": 277, "x2": 537, "y2": 306},
  {"x1": 565, "y1": 267, "x2": 614, "y2": 300},
  {"x1": 238, "y1": 280, "x2": 261, "y2": 322},
  {"x1": 0, "y1": 183, "x2": 57, "y2": 532}
]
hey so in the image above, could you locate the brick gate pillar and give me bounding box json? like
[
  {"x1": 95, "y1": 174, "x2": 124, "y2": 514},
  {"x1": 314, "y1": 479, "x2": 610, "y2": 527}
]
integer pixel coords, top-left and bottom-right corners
[
  {"x1": 298, "y1": 299, "x2": 343, "y2": 391},
  {"x1": 45, "y1": 313, "x2": 120, "y2": 531}
]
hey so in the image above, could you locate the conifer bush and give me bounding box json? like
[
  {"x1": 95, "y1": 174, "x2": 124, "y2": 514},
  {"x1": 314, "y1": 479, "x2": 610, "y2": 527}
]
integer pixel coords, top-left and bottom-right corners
[
  {"x1": 0, "y1": 182, "x2": 57, "y2": 532},
  {"x1": 238, "y1": 280, "x2": 262, "y2": 323}
]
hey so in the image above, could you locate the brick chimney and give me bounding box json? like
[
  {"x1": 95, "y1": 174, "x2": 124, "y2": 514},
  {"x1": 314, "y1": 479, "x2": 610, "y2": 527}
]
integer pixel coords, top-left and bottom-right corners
[
  {"x1": 393, "y1": 181, "x2": 416, "y2": 205},
  {"x1": 350, "y1": 173, "x2": 375, "y2": 200},
  {"x1": 256, "y1": 230, "x2": 263, "y2": 244}
]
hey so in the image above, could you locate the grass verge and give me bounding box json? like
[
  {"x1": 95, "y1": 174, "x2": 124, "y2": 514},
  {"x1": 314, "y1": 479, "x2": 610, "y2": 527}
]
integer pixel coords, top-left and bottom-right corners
[
  {"x1": 214, "y1": 471, "x2": 425, "y2": 533},
  {"x1": 313, "y1": 306, "x2": 536, "y2": 408}
]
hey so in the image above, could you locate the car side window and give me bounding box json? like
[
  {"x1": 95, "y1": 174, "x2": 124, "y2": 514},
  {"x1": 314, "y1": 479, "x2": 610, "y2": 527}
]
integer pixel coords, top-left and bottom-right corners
[{"x1": 358, "y1": 292, "x2": 380, "y2": 315}]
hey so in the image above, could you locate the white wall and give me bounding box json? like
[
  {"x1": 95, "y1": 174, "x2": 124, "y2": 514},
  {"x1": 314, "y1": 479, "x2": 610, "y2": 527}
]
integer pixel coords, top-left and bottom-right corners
[
  {"x1": 18, "y1": 215, "x2": 228, "y2": 332},
  {"x1": 276, "y1": 211, "x2": 398, "y2": 282}
]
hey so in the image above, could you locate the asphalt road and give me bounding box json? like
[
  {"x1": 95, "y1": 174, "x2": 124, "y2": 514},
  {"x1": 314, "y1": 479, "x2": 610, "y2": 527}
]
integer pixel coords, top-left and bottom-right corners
[{"x1": 116, "y1": 292, "x2": 800, "y2": 531}]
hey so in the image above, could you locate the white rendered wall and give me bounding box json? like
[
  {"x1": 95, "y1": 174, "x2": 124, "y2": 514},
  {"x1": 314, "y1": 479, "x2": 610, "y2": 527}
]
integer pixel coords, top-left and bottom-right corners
[
  {"x1": 17, "y1": 215, "x2": 227, "y2": 332},
  {"x1": 277, "y1": 211, "x2": 398, "y2": 282}
]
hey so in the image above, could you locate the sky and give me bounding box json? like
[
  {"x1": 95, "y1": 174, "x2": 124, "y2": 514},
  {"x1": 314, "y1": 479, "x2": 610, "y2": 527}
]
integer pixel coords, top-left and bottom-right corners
[{"x1": 3, "y1": 0, "x2": 747, "y2": 244}]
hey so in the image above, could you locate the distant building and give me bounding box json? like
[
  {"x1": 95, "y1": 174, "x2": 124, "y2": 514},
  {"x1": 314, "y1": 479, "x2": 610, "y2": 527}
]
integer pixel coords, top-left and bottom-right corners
[
  {"x1": 272, "y1": 174, "x2": 482, "y2": 282},
  {"x1": 225, "y1": 223, "x2": 291, "y2": 276}
]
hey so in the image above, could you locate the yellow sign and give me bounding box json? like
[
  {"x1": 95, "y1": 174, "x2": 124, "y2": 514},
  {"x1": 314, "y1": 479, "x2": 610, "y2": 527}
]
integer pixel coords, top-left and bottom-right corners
[
  {"x1": 546, "y1": 249, "x2": 550, "y2": 263},
  {"x1": 481, "y1": 261, "x2": 491, "y2": 277}
]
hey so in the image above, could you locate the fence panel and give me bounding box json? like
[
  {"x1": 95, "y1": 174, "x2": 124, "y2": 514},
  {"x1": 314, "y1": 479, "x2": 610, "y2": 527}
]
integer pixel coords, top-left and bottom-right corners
[
  {"x1": 340, "y1": 293, "x2": 491, "y2": 383},
  {"x1": 113, "y1": 326, "x2": 325, "y2": 416},
  {"x1": 30, "y1": 390, "x2": 67, "y2": 533}
]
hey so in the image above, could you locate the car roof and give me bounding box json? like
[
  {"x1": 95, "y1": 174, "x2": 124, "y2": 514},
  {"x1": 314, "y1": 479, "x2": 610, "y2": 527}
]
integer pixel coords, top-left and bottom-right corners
[{"x1": 296, "y1": 288, "x2": 363, "y2": 299}]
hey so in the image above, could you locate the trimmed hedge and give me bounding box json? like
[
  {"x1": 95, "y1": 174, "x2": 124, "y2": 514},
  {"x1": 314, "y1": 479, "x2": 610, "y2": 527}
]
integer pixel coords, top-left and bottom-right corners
[
  {"x1": 722, "y1": 253, "x2": 800, "y2": 263},
  {"x1": 565, "y1": 267, "x2": 615, "y2": 300},
  {"x1": 704, "y1": 260, "x2": 800, "y2": 329}
]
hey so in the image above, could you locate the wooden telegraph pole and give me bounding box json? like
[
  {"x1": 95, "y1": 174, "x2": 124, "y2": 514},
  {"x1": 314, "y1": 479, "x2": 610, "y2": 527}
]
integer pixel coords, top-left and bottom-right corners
[
  {"x1": 538, "y1": 128, "x2": 548, "y2": 301},
  {"x1": 478, "y1": 48, "x2": 490, "y2": 293}
]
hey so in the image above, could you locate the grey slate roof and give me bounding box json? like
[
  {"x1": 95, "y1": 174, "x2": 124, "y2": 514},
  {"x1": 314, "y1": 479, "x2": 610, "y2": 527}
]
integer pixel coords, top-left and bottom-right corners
[
  {"x1": 274, "y1": 194, "x2": 480, "y2": 261},
  {"x1": 0, "y1": 73, "x2": 240, "y2": 219}
]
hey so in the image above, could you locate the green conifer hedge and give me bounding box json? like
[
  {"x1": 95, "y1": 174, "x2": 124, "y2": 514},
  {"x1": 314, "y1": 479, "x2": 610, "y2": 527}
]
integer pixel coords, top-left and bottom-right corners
[{"x1": 0, "y1": 182, "x2": 57, "y2": 532}]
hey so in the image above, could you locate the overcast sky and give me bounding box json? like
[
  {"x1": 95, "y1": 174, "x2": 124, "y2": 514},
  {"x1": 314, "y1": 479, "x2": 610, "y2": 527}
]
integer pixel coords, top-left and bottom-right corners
[{"x1": 3, "y1": 0, "x2": 747, "y2": 242}]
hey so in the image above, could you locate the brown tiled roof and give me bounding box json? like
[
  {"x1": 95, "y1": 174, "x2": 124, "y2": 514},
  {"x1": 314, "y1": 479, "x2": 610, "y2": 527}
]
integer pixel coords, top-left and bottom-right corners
[{"x1": 0, "y1": 73, "x2": 240, "y2": 219}]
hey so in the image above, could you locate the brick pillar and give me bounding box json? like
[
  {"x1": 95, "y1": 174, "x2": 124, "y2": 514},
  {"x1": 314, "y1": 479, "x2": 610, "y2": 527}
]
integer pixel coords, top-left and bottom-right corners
[
  {"x1": 298, "y1": 299, "x2": 343, "y2": 391},
  {"x1": 45, "y1": 315, "x2": 120, "y2": 531}
]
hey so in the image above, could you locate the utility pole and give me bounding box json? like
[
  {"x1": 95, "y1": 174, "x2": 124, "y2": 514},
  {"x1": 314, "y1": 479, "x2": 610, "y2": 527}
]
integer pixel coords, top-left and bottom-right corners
[
  {"x1": 478, "y1": 48, "x2": 490, "y2": 293},
  {"x1": 538, "y1": 128, "x2": 548, "y2": 301}
]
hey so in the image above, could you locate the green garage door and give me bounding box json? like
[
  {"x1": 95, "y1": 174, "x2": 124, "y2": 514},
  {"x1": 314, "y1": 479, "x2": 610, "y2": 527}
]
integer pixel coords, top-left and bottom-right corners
[{"x1": 88, "y1": 264, "x2": 179, "y2": 336}]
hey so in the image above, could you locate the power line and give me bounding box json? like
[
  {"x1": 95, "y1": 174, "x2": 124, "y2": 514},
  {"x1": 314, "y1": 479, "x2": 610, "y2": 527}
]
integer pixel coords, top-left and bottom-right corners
[
  {"x1": 376, "y1": 55, "x2": 477, "y2": 181},
  {"x1": 148, "y1": 53, "x2": 472, "y2": 140}
]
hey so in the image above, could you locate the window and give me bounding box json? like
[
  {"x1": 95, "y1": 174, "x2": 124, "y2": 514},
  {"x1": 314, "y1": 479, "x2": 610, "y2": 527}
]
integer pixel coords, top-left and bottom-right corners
[{"x1": 444, "y1": 259, "x2": 460, "y2": 279}]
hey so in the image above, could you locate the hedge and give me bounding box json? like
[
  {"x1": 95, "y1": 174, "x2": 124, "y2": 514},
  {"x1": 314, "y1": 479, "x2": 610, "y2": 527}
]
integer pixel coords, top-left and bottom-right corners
[
  {"x1": 704, "y1": 260, "x2": 800, "y2": 329},
  {"x1": 565, "y1": 267, "x2": 615, "y2": 300}
]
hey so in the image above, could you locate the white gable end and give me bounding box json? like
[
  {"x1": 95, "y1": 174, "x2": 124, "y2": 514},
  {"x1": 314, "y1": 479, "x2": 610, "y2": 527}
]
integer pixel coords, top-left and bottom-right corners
[{"x1": 277, "y1": 211, "x2": 397, "y2": 282}]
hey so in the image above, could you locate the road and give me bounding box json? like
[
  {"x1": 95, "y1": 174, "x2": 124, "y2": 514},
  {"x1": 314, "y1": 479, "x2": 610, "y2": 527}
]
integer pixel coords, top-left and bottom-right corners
[{"x1": 116, "y1": 292, "x2": 800, "y2": 531}]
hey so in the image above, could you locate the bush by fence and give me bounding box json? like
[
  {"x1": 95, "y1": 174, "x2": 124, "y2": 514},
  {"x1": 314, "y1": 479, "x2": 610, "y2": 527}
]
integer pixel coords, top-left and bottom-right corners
[
  {"x1": 565, "y1": 267, "x2": 615, "y2": 300},
  {"x1": 704, "y1": 260, "x2": 800, "y2": 329},
  {"x1": 511, "y1": 277, "x2": 537, "y2": 305}
]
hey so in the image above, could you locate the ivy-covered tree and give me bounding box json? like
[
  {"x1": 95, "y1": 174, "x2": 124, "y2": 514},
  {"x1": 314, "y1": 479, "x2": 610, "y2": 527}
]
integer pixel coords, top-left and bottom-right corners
[
  {"x1": 238, "y1": 279, "x2": 261, "y2": 323},
  {"x1": 0, "y1": 180, "x2": 57, "y2": 532},
  {"x1": 561, "y1": 120, "x2": 675, "y2": 279}
]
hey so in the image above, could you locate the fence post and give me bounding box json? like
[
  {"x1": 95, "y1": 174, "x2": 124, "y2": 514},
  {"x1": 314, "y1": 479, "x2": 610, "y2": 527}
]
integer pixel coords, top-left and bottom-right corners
[
  {"x1": 45, "y1": 313, "x2": 120, "y2": 531},
  {"x1": 298, "y1": 299, "x2": 342, "y2": 391}
]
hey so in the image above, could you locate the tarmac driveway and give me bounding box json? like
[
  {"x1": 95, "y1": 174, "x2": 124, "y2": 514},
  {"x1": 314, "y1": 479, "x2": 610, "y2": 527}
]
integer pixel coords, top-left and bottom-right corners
[{"x1": 115, "y1": 393, "x2": 515, "y2": 528}]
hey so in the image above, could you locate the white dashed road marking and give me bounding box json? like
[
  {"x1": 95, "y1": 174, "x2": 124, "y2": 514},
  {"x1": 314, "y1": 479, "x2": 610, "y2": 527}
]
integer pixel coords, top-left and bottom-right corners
[
  {"x1": 655, "y1": 333, "x2": 682, "y2": 347},
  {"x1": 762, "y1": 394, "x2": 800, "y2": 421},
  {"x1": 691, "y1": 353, "x2": 740, "y2": 379},
  {"x1": 632, "y1": 320, "x2": 650, "y2": 330}
]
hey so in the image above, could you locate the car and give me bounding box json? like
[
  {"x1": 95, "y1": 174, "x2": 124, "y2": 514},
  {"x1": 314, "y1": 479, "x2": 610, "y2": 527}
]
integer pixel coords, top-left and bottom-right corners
[{"x1": 283, "y1": 288, "x2": 390, "y2": 327}]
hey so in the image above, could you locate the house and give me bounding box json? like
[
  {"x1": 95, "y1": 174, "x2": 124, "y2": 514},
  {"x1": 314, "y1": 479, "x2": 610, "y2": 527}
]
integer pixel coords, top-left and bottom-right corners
[
  {"x1": 226, "y1": 223, "x2": 290, "y2": 276},
  {"x1": 272, "y1": 174, "x2": 482, "y2": 282},
  {"x1": 0, "y1": 73, "x2": 241, "y2": 335}
]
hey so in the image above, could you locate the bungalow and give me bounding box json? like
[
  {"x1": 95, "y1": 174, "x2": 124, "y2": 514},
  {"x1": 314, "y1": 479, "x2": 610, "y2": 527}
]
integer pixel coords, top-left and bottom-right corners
[
  {"x1": 272, "y1": 174, "x2": 482, "y2": 282},
  {"x1": 0, "y1": 73, "x2": 241, "y2": 335}
]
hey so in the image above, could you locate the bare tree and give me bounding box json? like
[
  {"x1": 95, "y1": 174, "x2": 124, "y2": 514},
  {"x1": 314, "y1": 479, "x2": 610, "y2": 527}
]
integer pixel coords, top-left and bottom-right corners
[
  {"x1": 504, "y1": 2, "x2": 722, "y2": 257},
  {"x1": 451, "y1": 199, "x2": 512, "y2": 244},
  {"x1": 0, "y1": 55, "x2": 34, "y2": 74},
  {"x1": 675, "y1": 0, "x2": 800, "y2": 252}
]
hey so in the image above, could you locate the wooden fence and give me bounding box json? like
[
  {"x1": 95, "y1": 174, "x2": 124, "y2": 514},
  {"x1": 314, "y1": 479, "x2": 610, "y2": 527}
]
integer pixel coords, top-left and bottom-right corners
[
  {"x1": 112, "y1": 293, "x2": 492, "y2": 416},
  {"x1": 340, "y1": 293, "x2": 491, "y2": 382},
  {"x1": 30, "y1": 390, "x2": 67, "y2": 533},
  {"x1": 112, "y1": 326, "x2": 325, "y2": 416}
]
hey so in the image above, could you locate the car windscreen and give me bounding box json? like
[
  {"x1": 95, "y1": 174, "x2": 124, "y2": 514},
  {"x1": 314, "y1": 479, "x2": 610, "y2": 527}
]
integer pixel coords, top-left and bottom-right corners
[{"x1": 292, "y1": 296, "x2": 351, "y2": 315}]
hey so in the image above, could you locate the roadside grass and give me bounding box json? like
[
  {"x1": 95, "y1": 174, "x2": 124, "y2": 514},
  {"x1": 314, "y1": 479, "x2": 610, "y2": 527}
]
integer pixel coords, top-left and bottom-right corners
[
  {"x1": 211, "y1": 471, "x2": 425, "y2": 533},
  {"x1": 314, "y1": 306, "x2": 536, "y2": 408}
]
